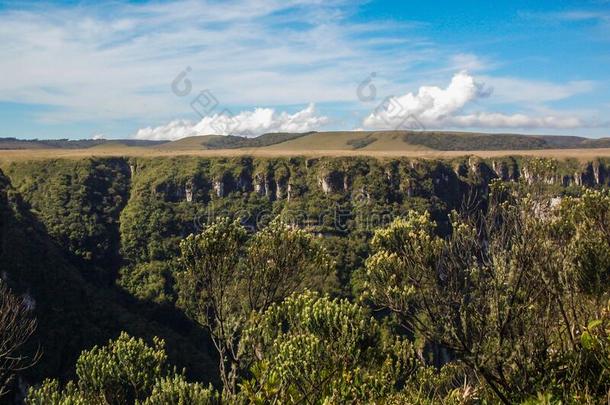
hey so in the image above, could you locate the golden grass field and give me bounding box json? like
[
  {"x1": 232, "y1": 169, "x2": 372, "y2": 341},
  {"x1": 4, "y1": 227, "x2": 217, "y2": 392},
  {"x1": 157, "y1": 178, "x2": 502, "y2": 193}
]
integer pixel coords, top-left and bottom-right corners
[
  {"x1": 1, "y1": 146, "x2": 610, "y2": 162},
  {"x1": 2, "y1": 132, "x2": 610, "y2": 162},
  {"x1": 263, "y1": 131, "x2": 433, "y2": 152}
]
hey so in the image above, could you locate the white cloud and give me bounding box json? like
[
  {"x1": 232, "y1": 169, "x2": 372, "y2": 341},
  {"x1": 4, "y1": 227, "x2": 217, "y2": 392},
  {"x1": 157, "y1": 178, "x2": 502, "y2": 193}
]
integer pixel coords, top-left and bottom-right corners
[
  {"x1": 134, "y1": 103, "x2": 328, "y2": 140},
  {"x1": 91, "y1": 133, "x2": 105, "y2": 140},
  {"x1": 363, "y1": 71, "x2": 488, "y2": 128},
  {"x1": 363, "y1": 72, "x2": 585, "y2": 130}
]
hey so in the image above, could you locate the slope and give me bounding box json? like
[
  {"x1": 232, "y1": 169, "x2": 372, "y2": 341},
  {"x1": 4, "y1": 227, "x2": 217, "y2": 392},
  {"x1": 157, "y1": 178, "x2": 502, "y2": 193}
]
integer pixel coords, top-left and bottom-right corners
[
  {"x1": 0, "y1": 168, "x2": 217, "y2": 388},
  {"x1": 157, "y1": 132, "x2": 313, "y2": 150},
  {"x1": 261, "y1": 131, "x2": 379, "y2": 151}
]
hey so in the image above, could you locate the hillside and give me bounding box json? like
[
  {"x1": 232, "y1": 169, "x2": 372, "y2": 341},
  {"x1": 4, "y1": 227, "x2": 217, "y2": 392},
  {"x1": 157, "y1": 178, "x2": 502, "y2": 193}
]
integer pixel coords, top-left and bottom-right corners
[
  {"x1": 261, "y1": 131, "x2": 434, "y2": 151},
  {"x1": 152, "y1": 130, "x2": 610, "y2": 152},
  {"x1": 156, "y1": 132, "x2": 313, "y2": 150},
  {"x1": 4, "y1": 131, "x2": 610, "y2": 154},
  {"x1": 262, "y1": 130, "x2": 610, "y2": 151},
  {"x1": 399, "y1": 132, "x2": 610, "y2": 150},
  {"x1": 0, "y1": 166, "x2": 217, "y2": 388},
  {"x1": 0, "y1": 132, "x2": 310, "y2": 151},
  {"x1": 0, "y1": 138, "x2": 167, "y2": 150}
]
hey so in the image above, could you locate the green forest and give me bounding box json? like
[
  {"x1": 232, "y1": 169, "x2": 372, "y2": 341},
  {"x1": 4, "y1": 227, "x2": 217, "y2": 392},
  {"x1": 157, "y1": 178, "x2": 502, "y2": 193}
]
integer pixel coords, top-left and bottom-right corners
[{"x1": 1, "y1": 155, "x2": 610, "y2": 404}]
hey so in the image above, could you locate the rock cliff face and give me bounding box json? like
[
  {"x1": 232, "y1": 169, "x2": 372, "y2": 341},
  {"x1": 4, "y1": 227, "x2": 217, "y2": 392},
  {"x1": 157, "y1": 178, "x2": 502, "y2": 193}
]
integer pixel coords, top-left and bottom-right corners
[
  {"x1": 593, "y1": 161, "x2": 607, "y2": 185},
  {"x1": 253, "y1": 172, "x2": 267, "y2": 196},
  {"x1": 276, "y1": 176, "x2": 288, "y2": 200},
  {"x1": 8, "y1": 157, "x2": 609, "y2": 209},
  {"x1": 481, "y1": 159, "x2": 610, "y2": 188},
  {"x1": 210, "y1": 171, "x2": 243, "y2": 198},
  {"x1": 185, "y1": 180, "x2": 194, "y2": 202},
  {"x1": 574, "y1": 162, "x2": 597, "y2": 187},
  {"x1": 319, "y1": 170, "x2": 345, "y2": 194},
  {"x1": 492, "y1": 159, "x2": 519, "y2": 181},
  {"x1": 142, "y1": 157, "x2": 610, "y2": 204},
  {"x1": 213, "y1": 178, "x2": 224, "y2": 197}
]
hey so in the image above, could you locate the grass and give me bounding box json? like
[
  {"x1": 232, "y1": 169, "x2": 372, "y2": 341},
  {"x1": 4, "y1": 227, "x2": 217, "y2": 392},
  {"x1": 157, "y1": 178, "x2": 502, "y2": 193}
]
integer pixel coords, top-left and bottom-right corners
[
  {"x1": 1, "y1": 145, "x2": 610, "y2": 162},
  {"x1": 259, "y1": 131, "x2": 426, "y2": 151},
  {"x1": 157, "y1": 135, "x2": 240, "y2": 150},
  {"x1": 156, "y1": 132, "x2": 313, "y2": 150}
]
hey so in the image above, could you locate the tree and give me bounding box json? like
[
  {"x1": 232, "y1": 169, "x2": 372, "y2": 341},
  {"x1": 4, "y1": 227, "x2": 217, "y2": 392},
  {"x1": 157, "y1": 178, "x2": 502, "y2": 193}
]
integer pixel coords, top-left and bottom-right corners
[
  {"x1": 27, "y1": 332, "x2": 213, "y2": 405},
  {"x1": 240, "y1": 290, "x2": 414, "y2": 404},
  {"x1": 175, "y1": 218, "x2": 332, "y2": 398},
  {"x1": 0, "y1": 281, "x2": 38, "y2": 398},
  {"x1": 362, "y1": 185, "x2": 610, "y2": 403},
  {"x1": 140, "y1": 374, "x2": 218, "y2": 405},
  {"x1": 28, "y1": 332, "x2": 165, "y2": 404},
  {"x1": 243, "y1": 220, "x2": 331, "y2": 312},
  {"x1": 555, "y1": 189, "x2": 610, "y2": 296},
  {"x1": 175, "y1": 218, "x2": 247, "y2": 398}
]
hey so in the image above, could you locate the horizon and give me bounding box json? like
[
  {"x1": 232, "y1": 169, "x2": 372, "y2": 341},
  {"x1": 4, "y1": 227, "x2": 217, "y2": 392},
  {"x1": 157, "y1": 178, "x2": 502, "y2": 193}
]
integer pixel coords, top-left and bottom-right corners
[
  {"x1": 1, "y1": 0, "x2": 609, "y2": 140},
  {"x1": 2, "y1": 129, "x2": 610, "y2": 144}
]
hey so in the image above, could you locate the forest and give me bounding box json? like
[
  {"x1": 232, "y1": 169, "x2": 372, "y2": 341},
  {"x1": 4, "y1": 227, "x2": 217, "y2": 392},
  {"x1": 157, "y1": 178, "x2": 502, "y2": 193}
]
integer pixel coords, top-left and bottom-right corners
[{"x1": 1, "y1": 155, "x2": 610, "y2": 404}]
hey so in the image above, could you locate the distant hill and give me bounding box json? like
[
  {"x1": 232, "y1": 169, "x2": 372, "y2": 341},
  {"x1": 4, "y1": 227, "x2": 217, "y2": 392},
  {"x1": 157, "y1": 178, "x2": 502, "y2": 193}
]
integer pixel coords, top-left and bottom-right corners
[
  {"x1": 262, "y1": 131, "x2": 432, "y2": 151},
  {"x1": 159, "y1": 131, "x2": 610, "y2": 152},
  {"x1": 260, "y1": 131, "x2": 610, "y2": 151},
  {"x1": 1, "y1": 131, "x2": 609, "y2": 152},
  {"x1": 0, "y1": 137, "x2": 167, "y2": 150},
  {"x1": 399, "y1": 132, "x2": 587, "y2": 151},
  {"x1": 156, "y1": 132, "x2": 313, "y2": 150}
]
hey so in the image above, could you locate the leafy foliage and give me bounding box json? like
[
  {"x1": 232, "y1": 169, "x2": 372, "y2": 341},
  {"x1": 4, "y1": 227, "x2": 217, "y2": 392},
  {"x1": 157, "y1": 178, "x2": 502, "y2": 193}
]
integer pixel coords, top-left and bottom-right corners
[
  {"x1": 176, "y1": 218, "x2": 333, "y2": 397},
  {"x1": 27, "y1": 333, "x2": 215, "y2": 405},
  {"x1": 240, "y1": 290, "x2": 414, "y2": 404},
  {"x1": 140, "y1": 374, "x2": 219, "y2": 405},
  {"x1": 362, "y1": 185, "x2": 610, "y2": 403}
]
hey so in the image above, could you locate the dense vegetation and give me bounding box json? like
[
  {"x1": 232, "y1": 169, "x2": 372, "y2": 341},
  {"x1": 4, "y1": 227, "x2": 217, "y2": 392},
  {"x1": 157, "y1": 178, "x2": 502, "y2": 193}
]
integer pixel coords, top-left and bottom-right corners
[{"x1": 1, "y1": 155, "x2": 610, "y2": 403}]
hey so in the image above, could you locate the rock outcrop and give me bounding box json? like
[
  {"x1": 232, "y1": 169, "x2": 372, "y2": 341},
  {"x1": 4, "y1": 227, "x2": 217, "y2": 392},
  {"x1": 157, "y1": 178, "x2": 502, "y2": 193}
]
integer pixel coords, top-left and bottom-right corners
[
  {"x1": 185, "y1": 180, "x2": 194, "y2": 202},
  {"x1": 212, "y1": 178, "x2": 224, "y2": 198},
  {"x1": 276, "y1": 177, "x2": 288, "y2": 200},
  {"x1": 319, "y1": 170, "x2": 345, "y2": 194},
  {"x1": 254, "y1": 172, "x2": 267, "y2": 196}
]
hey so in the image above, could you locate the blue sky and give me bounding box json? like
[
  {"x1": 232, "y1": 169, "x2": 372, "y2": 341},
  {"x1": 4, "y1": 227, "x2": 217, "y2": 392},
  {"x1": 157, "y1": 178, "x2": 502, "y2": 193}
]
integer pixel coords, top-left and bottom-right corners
[{"x1": 0, "y1": 0, "x2": 609, "y2": 140}]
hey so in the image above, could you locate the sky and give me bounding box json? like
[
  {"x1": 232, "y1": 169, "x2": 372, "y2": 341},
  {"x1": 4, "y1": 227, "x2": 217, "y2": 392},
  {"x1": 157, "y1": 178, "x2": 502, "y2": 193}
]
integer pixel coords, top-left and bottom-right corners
[{"x1": 0, "y1": 0, "x2": 609, "y2": 140}]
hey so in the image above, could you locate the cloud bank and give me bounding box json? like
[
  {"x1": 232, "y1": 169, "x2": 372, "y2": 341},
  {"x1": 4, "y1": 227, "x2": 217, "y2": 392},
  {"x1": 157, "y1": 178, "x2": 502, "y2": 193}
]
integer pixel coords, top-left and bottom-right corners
[
  {"x1": 363, "y1": 72, "x2": 584, "y2": 130},
  {"x1": 134, "y1": 103, "x2": 328, "y2": 140},
  {"x1": 138, "y1": 72, "x2": 590, "y2": 140}
]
